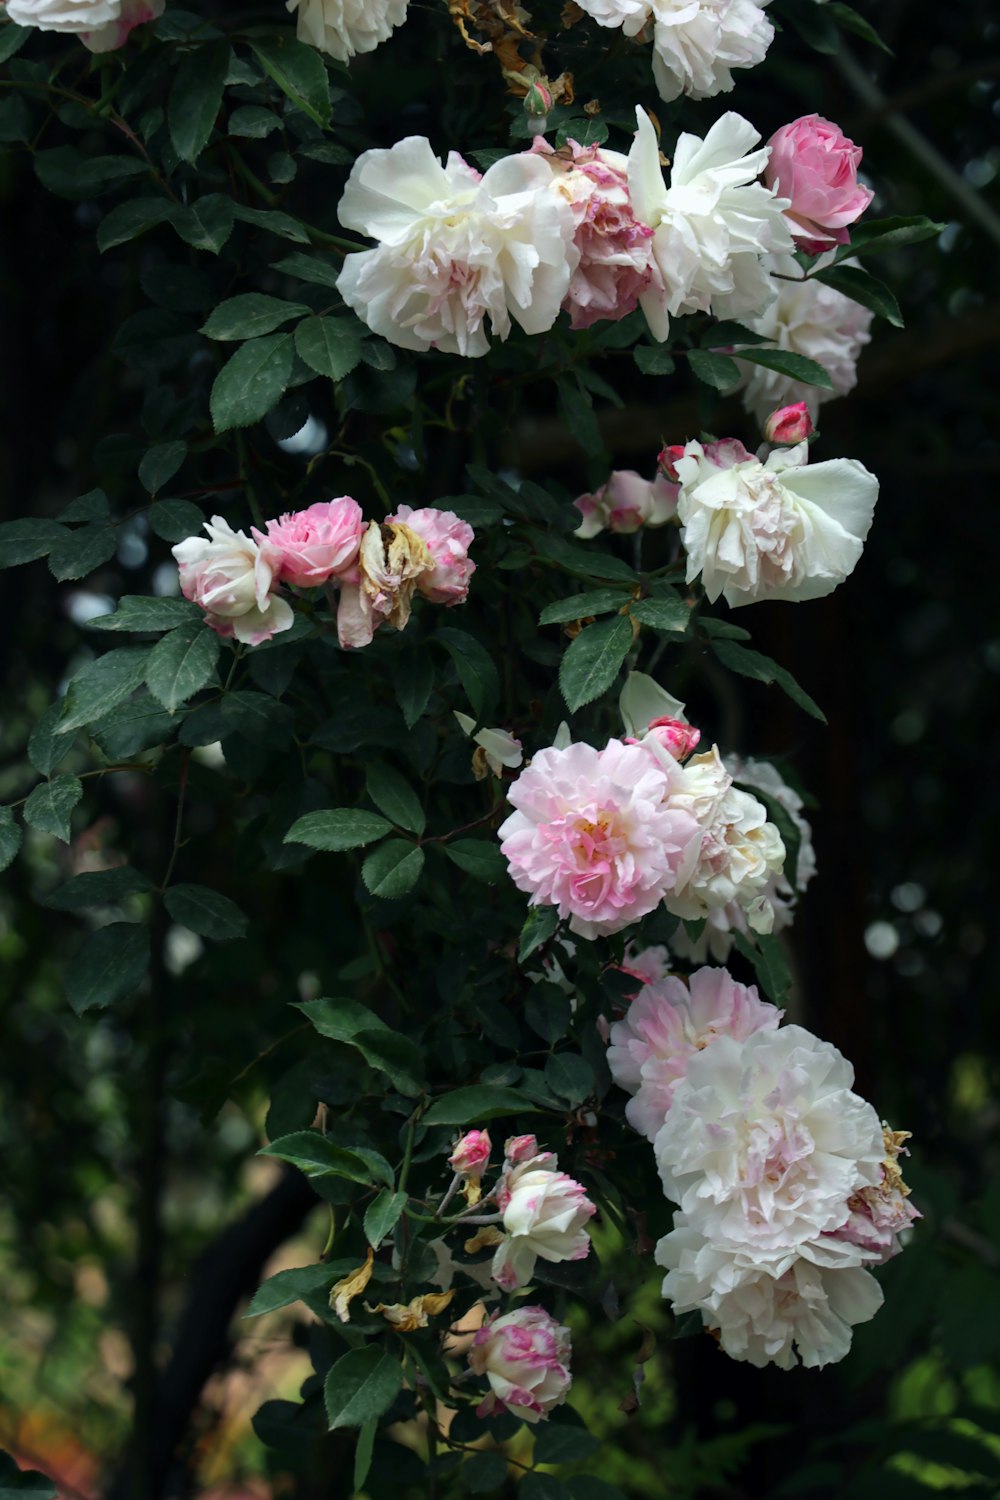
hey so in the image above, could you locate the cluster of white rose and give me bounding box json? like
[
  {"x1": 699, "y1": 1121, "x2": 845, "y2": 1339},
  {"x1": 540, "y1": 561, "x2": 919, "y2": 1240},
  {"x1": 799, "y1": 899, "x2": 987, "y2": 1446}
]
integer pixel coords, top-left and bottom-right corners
[
  {"x1": 3, "y1": 0, "x2": 163, "y2": 49},
  {"x1": 606, "y1": 965, "x2": 919, "y2": 1367}
]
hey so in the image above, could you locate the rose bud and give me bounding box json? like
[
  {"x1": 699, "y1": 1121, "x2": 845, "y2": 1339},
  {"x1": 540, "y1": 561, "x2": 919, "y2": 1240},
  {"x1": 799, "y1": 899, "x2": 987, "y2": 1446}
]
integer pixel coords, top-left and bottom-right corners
[{"x1": 763, "y1": 402, "x2": 814, "y2": 446}]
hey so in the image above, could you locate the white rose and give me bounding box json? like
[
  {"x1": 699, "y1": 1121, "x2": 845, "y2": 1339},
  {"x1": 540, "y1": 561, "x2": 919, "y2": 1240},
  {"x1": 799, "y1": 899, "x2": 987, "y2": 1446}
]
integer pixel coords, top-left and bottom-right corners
[
  {"x1": 336, "y1": 139, "x2": 578, "y2": 357},
  {"x1": 491, "y1": 1157, "x2": 596, "y2": 1290},
  {"x1": 287, "y1": 0, "x2": 408, "y2": 61},
  {"x1": 627, "y1": 106, "x2": 793, "y2": 342},
  {"x1": 172, "y1": 517, "x2": 294, "y2": 648},
  {"x1": 653, "y1": 1025, "x2": 886, "y2": 1266},
  {"x1": 574, "y1": 0, "x2": 773, "y2": 103},
  {"x1": 675, "y1": 438, "x2": 879, "y2": 606},
  {"x1": 657, "y1": 1215, "x2": 884, "y2": 1368},
  {"x1": 468, "y1": 1306, "x2": 572, "y2": 1423},
  {"x1": 6, "y1": 0, "x2": 122, "y2": 31}
]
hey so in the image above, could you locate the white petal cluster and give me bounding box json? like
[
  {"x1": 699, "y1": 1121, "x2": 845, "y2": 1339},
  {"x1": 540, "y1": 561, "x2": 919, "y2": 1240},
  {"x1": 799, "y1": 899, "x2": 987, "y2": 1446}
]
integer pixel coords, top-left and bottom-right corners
[
  {"x1": 675, "y1": 438, "x2": 879, "y2": 606},
  {"x1": 650, "y1": 1023, "x2": 901, "y2": 1368},
  {"x1": 658, "y1": 1221, "x2": 884, "y2": 1369},
  {"x1": 6, "y1": 0, "x2": 163, "y2": 48},
  {"x1": 575, "y1": 0, "x2": 774, "y2": 103},
  {"x1": 337, "y1": 140, "x2": 578, "y2": 357},
  {"x1": 737, "y1": 253, "x2": 874, "y2": 429},
  {"x1": 627, "y1": 108, "x2": 794, "y2": 341},
  {"x1": 661, "y1": 744, "x2": 786, "y2": 934},
  {"x1": 671, "y1": 756, "x2": 816, "y2": 964},
  {"x1": 287, "y1": 0, "x2": 408, "y2": 62}
]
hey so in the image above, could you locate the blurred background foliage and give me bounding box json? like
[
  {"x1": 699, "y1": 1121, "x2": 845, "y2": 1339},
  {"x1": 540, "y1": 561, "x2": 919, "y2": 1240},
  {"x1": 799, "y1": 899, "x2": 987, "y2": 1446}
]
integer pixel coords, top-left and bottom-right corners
[{"x1": 1, "y1": 0, "x2": 1000, "y2": 1496}]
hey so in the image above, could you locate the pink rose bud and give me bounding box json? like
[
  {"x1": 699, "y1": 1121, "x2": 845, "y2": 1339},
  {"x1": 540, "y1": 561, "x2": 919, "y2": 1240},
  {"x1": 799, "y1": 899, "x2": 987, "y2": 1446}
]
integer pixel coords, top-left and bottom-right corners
[
  {"x1": 448, "y1": 1129, "x2": 491, "y2": 1180},
  {"x1": 257, "y1": 497, "x2": 365, "y2": 589},
  {"x1": 645, "y1": 716, "x2": 701, "y2": 761},
  {"x1": 468, "y1": 1306, "x2": 572, "y2": 1424},
  {"x1": 524, "y1": 81, "x2": 554, "y2": 118},
  {"x1": 503, "y1": 1134, "x2": 539, "y2": 1166},
  {"x1": 763, "y1": 402, "x2": 814, "y2": 445},
  {"x1": 764, "y1": 115, "x2": 874, "y2": 252},
  {"x1": 388, "y1": 505, "x2": 476, "y2": 606},
  {"x1": 658, "y1": 445, "x2": 687, "y2": 482}
]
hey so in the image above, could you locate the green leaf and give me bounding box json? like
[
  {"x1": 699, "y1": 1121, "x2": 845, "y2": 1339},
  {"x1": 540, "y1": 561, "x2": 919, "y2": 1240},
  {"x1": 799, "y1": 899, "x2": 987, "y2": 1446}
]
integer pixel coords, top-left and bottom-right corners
[
  {"x1": 148, "y1": 499, "x2": 206, "y2": 542},
  {"x1": 169, "y1": 194, "x2": 235, "y2": 254},
  {"x1": 545, "y1": 1052, "x2": 595, "y2": 1106},
  {"x1": 0, "y1": 809, "x2": 22, "y2": 874},
  {"x1": 232, "y1": 204, "x2": 310, "y2": 243},
  {"x1": 539, "y1": 589, "x2": 630, "y2": 625},
  {"x1": 90, "y1": 596, "x2": 200, "y2": 634},
  {"x1": 146, "y1": 620, "x2": 221, "y2": 713},
  {"x1": 832, "y1": 215, "x2": 946, "y2": 263},
  {"x1": 630, "y1": 595, "x2": 689, "y2": 634},
  {"x1": 354, "y1": 1419, "x2": 377, "y2": 1495},
  {"x1": 57, "y1": 648, "x2": 152, "y2": 735},
  {"x1": 274, "y1": 250, "x2": 343, "y2": 290},
  {"x1": 48, "y1": 523, "x2": 118, "y2": 581},
  {"x1": 228, "y1": 104, "x2": 281, "y2": 138},
  {"x1": 732, "y1": 930, "x2": 792, "y2": 1007},
  {"x1": 534, "y1": 1424, "x2": 601, "y2": 1464},
  {"x1": 528, "y1": 532, "x2": 638, "y2": 586},
  {"x1": 66, "y1": 922, "x2": 149, "y2": 1015},
  {"x1": 365, "y1": 764, "x2": 425, "y2": 835},
  {"x1": 324, "y1": 1347, "x2": 402, "y2": 1431},
  {"x1": 0, "y1": 518, "x2": 67, "y2": 568},
  {"x1": 558, "y1": 380, "x2": 606, "y2": 460},
  {"x1": 698, "y1": 616, "x2": 751, "y2": 642},
  {"x1": 826, "y1": 2, "x2": 893, "y2": 53},
  {"x1": 525, "y1": 983, "x2": 572, "y2": 1044},
  {"x1": 731, "y1": 348, "x2": 834, "y2": 391},
  {"x1": 354, "y1": 1028, "x2": 424, "y2": 1096},
  {"x1": 23, "y1": 775, "x2": 83, "y2": 843},
  {"x1": 284, "y1": 808, "x2": 392, "y2": 852},
  {"x1": 700, "y1": 321, "x2": 771, "y2": 348},
  {"x1": 296, "y1": 996, "x2": 389, "y2": 1044},
  {"x1": 634, "y1": 345, "x2": 676, "y2": 375},
  {"x1": 361, "y1": 840, "x2": 425, "y2": 900},
  {"x1": 521, "y1": 1475, "x2": 571, "y2": 1500},
  {"x1": 559, "y1": 615, "x2": 633, "y2": 713},
  {"x1": 164, "y1": 884, "x2": 248, "y2": 941},
  {"x1": 27, "y1": 702, "x2": 73, "y2": 775},
  {"x1": 464, "y1": 1453, "x2": 509, "y2": 1493},
  {"x1": 786, "y1": 0, "x2": 840, "y2": 52},
  {"x1": 441, "y1": 839, "x2": 507, "y2": 884},
  {"x1": 709, "y1": 639, "x2": 827, "y2": 723},
  {"x1": 436, "y1": 628, "x2": 500, "y2": 722},
  {"x1": 210, "y1": 333, "x2": 295, "y2": 432},
  {"x1": 261, "y1": 1132, "x2": 390, "y2": 1186},
  {"x1": 245, "y1": 1263, "x2": 336, "y2": 1318},
  {"x1": 139, "y1": 439, "x2": 188, "y2": 495},
  {"x1": 169, "y1": 40, "x2": 230, "y2": 163},
  {"x1": 90, "y1": 696, "x2": 175, "y2": 758},
  {"x1": 393, "y1": 642, "x2": 434, "y2": 729},
  {"x1": 519, "y1": 905, "x2": 558, "y2": 963},
  {"x1": 813, "y1": 263, "x2": 903, "y2": 327},
  {"x1": 201, "y1": 294, "x2": 310, "y2": 341},
  {"x1": 0, "y1": 24, "x2": 31, "y2": 66},
  {"x1": 687, "y1": 349, "x2": 741, "y2": 390},
  {"x1": 364, "y1": 1189, "x2": 408, "y2": 1248},
  {"x1": 44, "y1": 868, "x2": 152, "y2": 910},
  {"x1": 249, "y1": 36, "x2": 332, "y2": 129},
  {"x1": 97, "y1": 197, "x2": 173, "y2": 253},
  {"x1": 0, "y1": 1447, "x2": 57, "y2": 1498},
  {"x1": 422, "y1": 1086, "x2": 540, "y2": 1127},
  {"x1": 294, "y1": 315, "x2": 363, "y2": 380}
]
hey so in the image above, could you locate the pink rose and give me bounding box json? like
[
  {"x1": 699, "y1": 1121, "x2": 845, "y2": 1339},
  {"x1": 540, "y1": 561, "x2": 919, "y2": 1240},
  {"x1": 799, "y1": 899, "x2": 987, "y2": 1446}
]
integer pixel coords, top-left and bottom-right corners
[
  {"x1": 448, "y1": 1129, "x2": 491, "y2": 1180},
  {"x1": 764, "y1": 402, "x2": 814, "y2": 445},
  {"x1": 764, "y1": 115, "x2": 874, "y2": 252},
  {"x1": 388, "y1": 505, "x2": 475, "y2": 606},
  {"x1": 257, "y1": 497, "x2": 364, "y2": 589},
  {"x1": 469, "y1": 1307, "x2": 572, "y2": 1424},
  {"x1": 503, "y1": 1134, "x2": 539, "y2": 1166},
  {"x1": 574, "y1": 470, "x2": 677, "y2": 539}
]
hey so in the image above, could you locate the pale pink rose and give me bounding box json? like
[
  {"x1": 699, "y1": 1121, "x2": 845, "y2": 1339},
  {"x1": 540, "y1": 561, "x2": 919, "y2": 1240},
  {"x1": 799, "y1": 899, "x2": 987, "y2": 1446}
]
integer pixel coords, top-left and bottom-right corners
[
  {"x1": 492, "y1": 1159, "x2": 596, "y2": 1290},
  {"x1": 764, "y1": 402, "x2": 813, "y2": 445},
  {"x1": 81, "y1": 0, "x2": 163, "y2": 51},
  {"x1": 574, "y1": 470, "x2": 678, "y2": 539},
  {"x1": 531, "y1": 136, "x2": 655, "y2": 330},
  {"x1": 388, "y1": 505, "x2": 475, "y2": 605},
  {"x1": 498, "y1": 739, "x2": 701, "y2": 939},
  {"x1": 607, "y1": 966, "x2": 781, "y2": 1141},
  {"x1": 469, "y1": 1306, "x2": 572, "y2": 1423},
  {"x1": 504, "y1": 1134, "x2": 540, "y2": 1166},
  {"x1": 764, "y1": 116, "x2": 873, "y2": 252},
  {"x1": 257, "y1": 497, "x2": 364, "y2": 588},
  {"x1": 172, "y1": 516, "x2": 294, "y2": 647},
  {"x1": 448, "y1": 1129, "x2": 491, "y2": 1180},
  {"x1": 618, "y1": 943, "x2": 671, "y2": 992}
]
